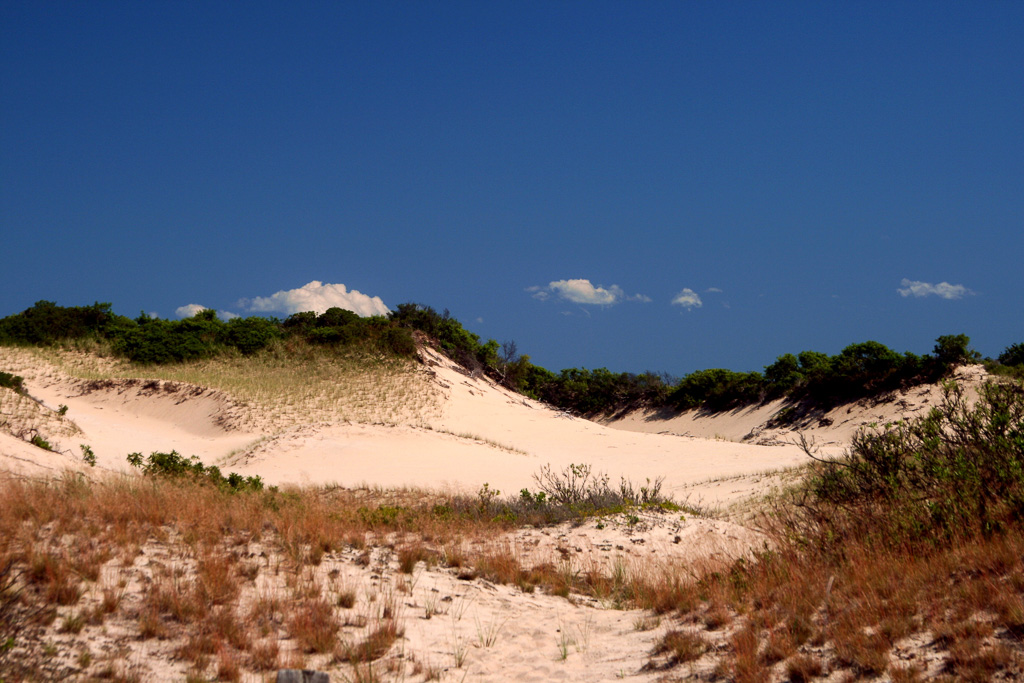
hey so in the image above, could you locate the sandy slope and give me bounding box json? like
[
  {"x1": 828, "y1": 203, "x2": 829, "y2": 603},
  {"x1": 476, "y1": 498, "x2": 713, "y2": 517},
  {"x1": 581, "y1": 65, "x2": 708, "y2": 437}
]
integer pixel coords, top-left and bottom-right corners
[
  {"x1": 1, "y1": 346, "x2": 822, "y2": 506},
  {"x1": 0, "y1": 347, "x2": 998, "y2": 681},
  {"x1": 221, "y1": 349, "x2": 820, "y2": 506},
  {"x1": 2, "y1": 347, "x2": 988, "y2": 504},
  {"x1": 601, "y1": 363, "x2": 989, "y2": 449}
]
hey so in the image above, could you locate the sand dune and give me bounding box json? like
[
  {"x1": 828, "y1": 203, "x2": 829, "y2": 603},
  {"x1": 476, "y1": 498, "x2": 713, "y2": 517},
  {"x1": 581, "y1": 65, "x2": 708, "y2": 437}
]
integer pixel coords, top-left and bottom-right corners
[
  {"x1": 2, "y1": 346, "x2": 987, "y2": 506},
  {"x1": 0, "y1": 346, "x2": 995, "y2": 681}
]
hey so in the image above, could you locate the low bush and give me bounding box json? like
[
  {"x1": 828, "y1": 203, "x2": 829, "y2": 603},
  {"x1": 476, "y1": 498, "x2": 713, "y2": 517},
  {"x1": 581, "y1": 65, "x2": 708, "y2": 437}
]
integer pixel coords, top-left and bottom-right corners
[
  {"x1": 127, "y1": 450, "x2": 265, "y2": 493},
  {"x1": 799, "y1": 378, "x2": 1024, "y2": 546},
  {"x1": 999, "y1": 343, "x2": 1024, "y2": 368},
  {"x1": 0, "y1": 372, "x2": 24, "y2": 393}
]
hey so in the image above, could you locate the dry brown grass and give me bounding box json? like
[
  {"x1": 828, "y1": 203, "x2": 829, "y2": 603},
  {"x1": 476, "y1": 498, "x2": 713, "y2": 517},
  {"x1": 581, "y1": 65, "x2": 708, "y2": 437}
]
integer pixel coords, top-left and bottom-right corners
[
  {"x1": 341, "y1": 618, "x2": 404, "y2": 664},
  {"x1": 650, "y1": 628, "x2": 709, "y2": 665},
  {"x1": 287, "y1": 595, "x2": 340, "y2": 654},
  {"x1": 1, "y1": 466, "x2": 709, "y2": 679},
  {"x1": 4, "y1": 377, "x2": 1024, "y2": 681}
]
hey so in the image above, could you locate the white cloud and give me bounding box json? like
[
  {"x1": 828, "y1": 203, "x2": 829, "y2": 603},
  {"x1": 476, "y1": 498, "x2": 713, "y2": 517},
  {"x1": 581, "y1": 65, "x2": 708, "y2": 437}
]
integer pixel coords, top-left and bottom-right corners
[
  {"x1": 240, "y1": 281, "x2": 389, "y2": 317},
  {"x1": 671, "y1": 288, "x2": 703, "y2": 310},
  {"x1": 526, "y1": 286, "x2": 550, "y2": 301},
  {"x1": 706, "y1": 287, "x2": 723, "y2": 293},
  {"x1": 550, "y1": 279, "x2": 622, "y2": 304},
  {"x1": 897, "y1": 279, "x2": 972, "y2": 300},
  {"x1": 174, "y1": 304, "x2": 239, "y2": 320},
  {"x1": 530, "y1": 278, "x2": 647, "y2": 305},
  {"x1": 175, "y1": 304, "x2": 208, "y2": 318}
]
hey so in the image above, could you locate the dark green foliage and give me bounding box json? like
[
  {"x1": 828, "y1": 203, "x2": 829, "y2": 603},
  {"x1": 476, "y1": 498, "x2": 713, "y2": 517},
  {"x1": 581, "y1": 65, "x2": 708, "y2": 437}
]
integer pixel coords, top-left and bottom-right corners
[
  {"x1": 126, "y1": 450, "x2": 264, "y2": 493},
  {"x1": 799, "y1": 341, "x2": 912, "y2": 403},
  {"x1": 0, "y1": 300, "x2": 420, "y2": 364},
  {"x1": 528, "y1": 367, "x2": 671, "y2": 415},
  {"x1": 523, "y1": 335, "x2": 978, "y2": 418},
  {"x1": 29, "y1": 434, "x2": 52, "y2": 451},
  {"x1": 776, "y1": 340, "x2": 958, "y2": 407},
  {"x1": 763, "y1": 353, "x2": 801, "y2": 397},
  {"x1": 316, "y1": 307, "x2": 360, "y2": 328},
  {"x1": 282, "y1": 311, "x2": 317, "y2": 331},
  {"x1": 391, "y1": 303, "x2": 504, "y2": 373},
  {"x1": 225, "y1": 315, "x2": 282, "y2": 355},
  {"x1": 804, "y1": 379, "x2": 1024, "y2": 544},
  {"x1": 286, "y1": 308, "x2": 417, "y2": 357},
  {"x1": 669, "y1": 368, "x2": 764, "y2": 412},
  {"x1": 112, "y1": 316, "x2": 223, "y2": 364},
  {"x1": 0, "y1": 372, "x2": 24, "y2": 393},
  {"x1": 377, "y1": 327, "x2": 417, "y2": 357},
  {"x1": 0, "y1": 300, "x2": 127, "y2": 345},
  {"x1": 999, "y1": 343, "x2": 1024, "y2": 368},
  {"x1": 933, "y1": 334, "x2": 979, "y2": 366}
]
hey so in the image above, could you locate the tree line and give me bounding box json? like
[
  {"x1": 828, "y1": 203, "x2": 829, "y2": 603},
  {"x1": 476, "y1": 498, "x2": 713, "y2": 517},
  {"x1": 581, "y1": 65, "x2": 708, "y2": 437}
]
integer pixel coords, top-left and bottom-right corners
[
  {"x1": 2, "y1": 300, "x2": 1022, "y2": 416},
  {"x1": 0, "y1": 300, "x2": 416, "y2": 364}
]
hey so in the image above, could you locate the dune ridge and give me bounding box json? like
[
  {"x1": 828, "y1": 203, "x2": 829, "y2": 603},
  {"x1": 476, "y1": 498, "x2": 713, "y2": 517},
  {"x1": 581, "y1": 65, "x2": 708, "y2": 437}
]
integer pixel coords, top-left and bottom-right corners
[{"x1": 0, "y1": 345, "x2": 998, "y2": 681}]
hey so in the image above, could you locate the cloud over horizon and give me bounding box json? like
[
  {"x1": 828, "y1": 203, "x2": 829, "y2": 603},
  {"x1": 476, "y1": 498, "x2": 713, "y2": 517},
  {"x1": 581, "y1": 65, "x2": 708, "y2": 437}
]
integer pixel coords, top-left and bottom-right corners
[
  {"x1": 897, "y1": 278, "x2": 972, "y2": 300},
  {"x1": 529, "y1": 278, "x2": 648, "y2": 305},
  {"x1": 174, "y1": 304, "x2": 238, "y2": 320},
  {"x1": 175, "y1": 304, "x2": 207, "y2": 319},
  {"x1": 240, "y1": 281, "x2": 389, "y2": 317},
  {"x1": 671, "y1": 288, "x2": 703, "y2": 310}
]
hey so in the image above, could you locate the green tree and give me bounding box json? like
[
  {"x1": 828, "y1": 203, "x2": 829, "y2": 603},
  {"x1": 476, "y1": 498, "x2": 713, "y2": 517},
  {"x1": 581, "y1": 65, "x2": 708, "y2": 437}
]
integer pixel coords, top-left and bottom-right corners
[
  {"x1": 933, "y1": 334, "x2": 978, "y2": 367},
  {"x1": 764, "y1": 353, "x2": 802, "y2": 396},
  {"x1": 999, "y1": 343, "x2": 1024, "y2": 367}
]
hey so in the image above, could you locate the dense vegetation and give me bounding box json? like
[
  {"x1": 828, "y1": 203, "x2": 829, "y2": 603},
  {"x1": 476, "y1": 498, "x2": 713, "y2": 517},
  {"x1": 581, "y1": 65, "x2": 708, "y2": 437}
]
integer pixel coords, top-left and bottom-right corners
[
  {"x1": 385, "y1": 305, "x2": 1023, "y2": 417},
  {"x1": 2, "y1": 301, "x2": 1022, "y2": 419},
  {"x1": 0, "y1": 300, "x2": 416, "y2": 364},
  {"x1": 516, "y1": 334, "x2": 1001, "y2": 417},
  {"x1": 801, "y1": 379, "x2": 1024, "y2": 545},
  {"x1": 658, "y1": 376, "x2": 1024, "y2": 680},
  {"x1": 3, "y1": 299, "x2": 1024, "y2": 679},
  {"x1": 2, "y1": 377, "x2": 1023, "y2": 680}
]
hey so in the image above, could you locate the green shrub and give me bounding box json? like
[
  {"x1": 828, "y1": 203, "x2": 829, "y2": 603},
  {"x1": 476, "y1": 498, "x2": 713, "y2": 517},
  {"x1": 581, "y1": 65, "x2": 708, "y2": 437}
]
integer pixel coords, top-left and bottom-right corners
[
  {"x1": 0, "y1": 300, "x2": 124, "y2": 345},
  {"x1": 669, "y1": 368, "x2": 764, "y2": 411},
  {"x1": 933, "y1": 333, "x2": 979, "y2": 366},
  {"x1": 378, "y1": 327, "x2": 417, "y2": 357},
  {"x1": 391, "y1": 303, "x2": 494, "y2": 368},
  {"x1": 126, "y1": 450, "x2": 264, "y2": 493},
  {"x1": 225, "y1": 316, "x2": 281, "y2": 355},
  {"x1": 764, "y1": 353, "x2": 802, "y2": 397},
  {"x1": 803, "y1": 378, "x2": 1024, "y2": 545},
  {"x1": 999, "y1": 343, "x2": 1024, "y2": 368},
  {"x1": 0, "y1": 372, "x2": 24, "y2": 393}
]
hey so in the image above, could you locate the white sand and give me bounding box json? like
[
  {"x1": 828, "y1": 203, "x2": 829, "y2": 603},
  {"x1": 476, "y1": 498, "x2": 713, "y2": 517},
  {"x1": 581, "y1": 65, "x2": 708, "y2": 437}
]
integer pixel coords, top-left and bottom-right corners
[{"x1": 0, "y1": 347, "x2": 992, "y2": 681}]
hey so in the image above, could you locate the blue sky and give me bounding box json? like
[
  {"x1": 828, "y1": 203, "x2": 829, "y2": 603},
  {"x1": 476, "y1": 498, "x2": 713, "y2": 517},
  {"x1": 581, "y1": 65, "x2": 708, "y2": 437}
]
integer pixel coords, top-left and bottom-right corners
[{"x1": 2, "y1": 2, "x2": 1022, "y2": 375}]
